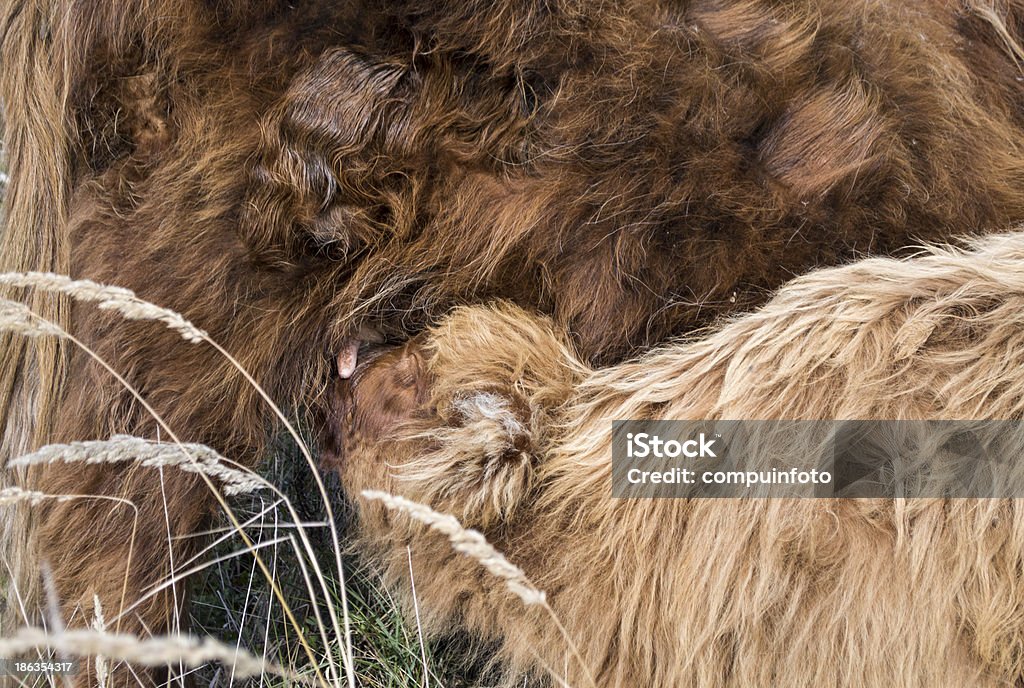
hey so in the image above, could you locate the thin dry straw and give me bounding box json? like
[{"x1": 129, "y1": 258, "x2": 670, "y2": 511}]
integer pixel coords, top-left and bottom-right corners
[
  {"x1": 91, "y1": 597, "x2": 109, "y2": 688},
  {"x1": 0, "y1": 272, "x2": 206, "y2": 342},
  {"x1": 2, "y1": 270, "x2": 356, "y2": 688},
  {"x1": 0, "y1": 487, "x2": 73, "y2": 506},
  {"x1": 0, "y1": 296, "x2": 330, "y2": 688},
  {"x1": 0, "y1": 276, "x2": 353, "y2": 686},
  {"x1": 362, "y1": 490, "x2": 598, "y2": 688},
  {"x1": 0, "y1": 627, "x2": 273, "y2": 679},
  {"x1": 406, "y1": 546, "x2": 430, "y2": 688},
  {"x1": 361, "y1": 490, "x2": 545, "y2": 605},
  {"x1": 0, "y1": 300, "x2": 63, "y2": 337},
  {"x1": 10, "y1": 436, "x2": 264, "y2": 496},
  {"x1": 0, "y1": 484, "x2": 140, "y2": 642}
]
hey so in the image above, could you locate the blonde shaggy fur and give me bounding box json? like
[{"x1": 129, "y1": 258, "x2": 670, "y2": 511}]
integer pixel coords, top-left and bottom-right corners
[{"x1": 327, "y1": 231, "x2": 1024, "y2": 687}]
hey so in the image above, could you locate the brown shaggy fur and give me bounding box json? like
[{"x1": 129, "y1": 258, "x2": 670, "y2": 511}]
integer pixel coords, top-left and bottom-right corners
[
  {"x1": 4, "y1": 0, "x2": 1024, "y2": 677},
  {"x1": 329, "y1": 231, "x2": 1024, "y2": 688}
]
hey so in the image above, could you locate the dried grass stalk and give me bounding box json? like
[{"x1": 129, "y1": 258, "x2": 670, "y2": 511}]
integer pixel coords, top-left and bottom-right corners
[
  {"x1": 361, "y1": 490, "x2": 546, "y2": 606},
  {"x1": 0, "y1": 299, "x2": 64, "y2": 338},
  {"x1": 0, "y1": 487, "x2": 72, "y2": 506},
  {"x1": 0, "y1": 272, "x2": 207, "y2": 343},
  {"x1": 91, "y1": 596, "x2": 109, "y2": 688},
  {"x1": 10, "y1": 436, "x2": 263, "y2": 496}
]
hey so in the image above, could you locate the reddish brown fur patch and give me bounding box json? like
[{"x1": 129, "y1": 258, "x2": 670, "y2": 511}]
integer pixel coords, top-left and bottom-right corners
[{"x1": 322, "y1": 343, "x2": 432, "y2": 474}]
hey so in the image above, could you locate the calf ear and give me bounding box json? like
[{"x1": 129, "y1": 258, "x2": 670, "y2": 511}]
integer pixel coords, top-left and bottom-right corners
[
  {"x1": 393, "y1": 386, "x2": 541, "y2": 529},
  {"x1": 387, "y1": 303, "x2": 584, "y2": 527}
]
